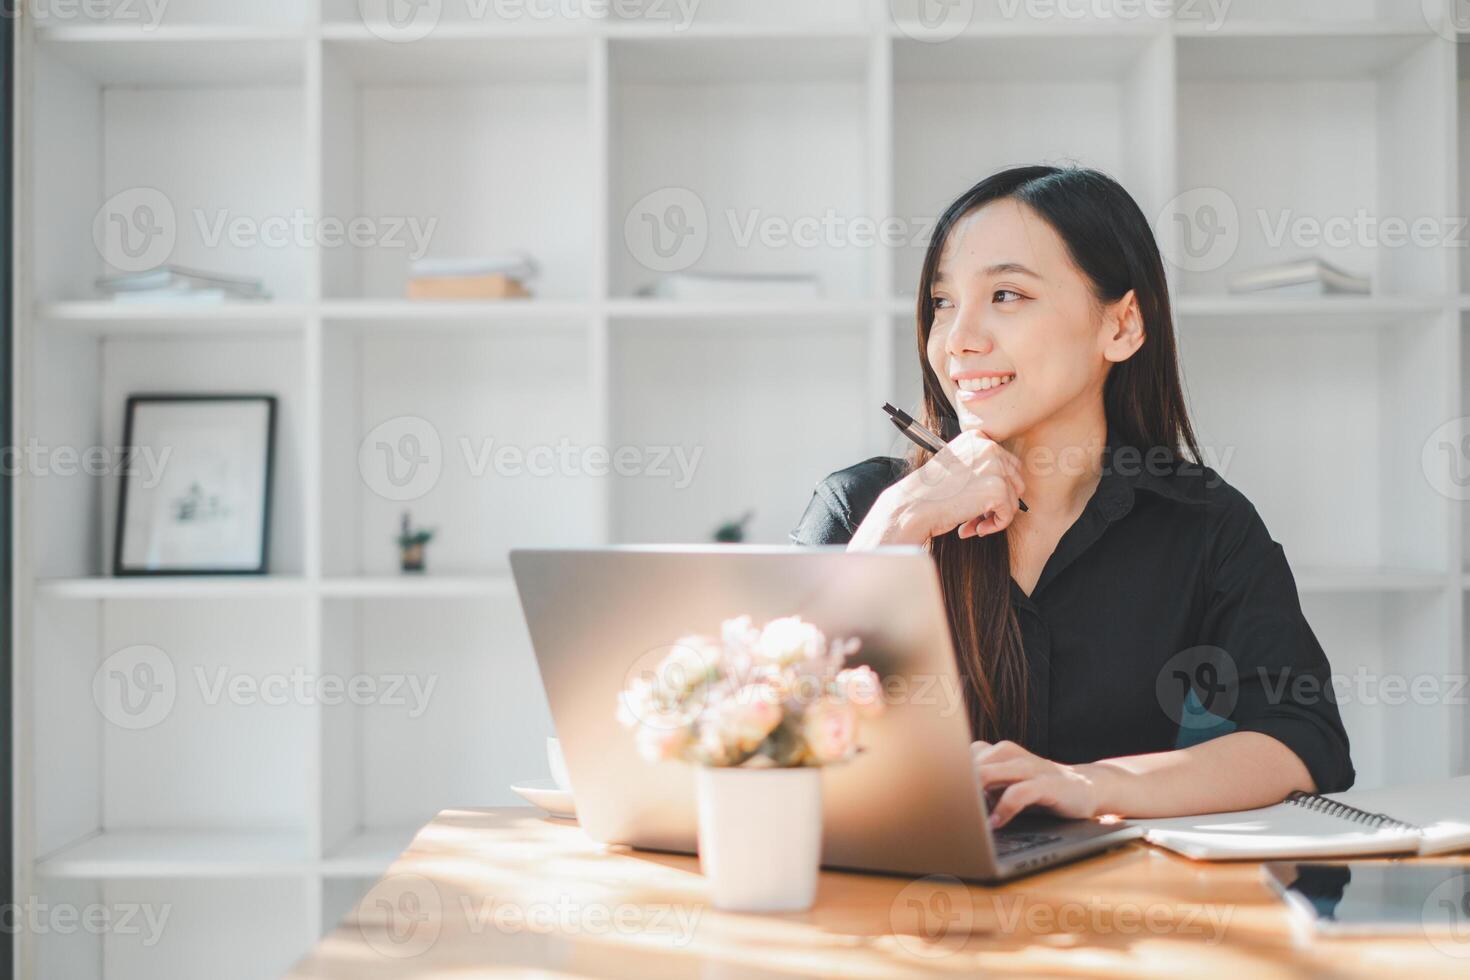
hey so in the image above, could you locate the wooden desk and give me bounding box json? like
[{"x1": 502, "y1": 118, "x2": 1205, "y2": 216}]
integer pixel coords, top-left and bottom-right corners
[{"x1": 289, "y1": 807, "x2": 1470, "y2": 979}]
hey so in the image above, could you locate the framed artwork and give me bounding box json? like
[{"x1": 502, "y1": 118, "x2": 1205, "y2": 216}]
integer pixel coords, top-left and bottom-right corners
[{"x1": 113, "y1": 394, "x2": 276, "y2": 576}]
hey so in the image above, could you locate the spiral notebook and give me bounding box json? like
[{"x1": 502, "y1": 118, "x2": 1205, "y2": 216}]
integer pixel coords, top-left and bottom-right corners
[{"x1": 1137, "y1": 776, "x2": 1470, "y2": 860}]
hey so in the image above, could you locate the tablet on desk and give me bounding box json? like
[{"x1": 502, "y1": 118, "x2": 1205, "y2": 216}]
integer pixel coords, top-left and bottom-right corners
[{"x1": 1264, "y1": 861, "x2": 1470, "y2": 941}]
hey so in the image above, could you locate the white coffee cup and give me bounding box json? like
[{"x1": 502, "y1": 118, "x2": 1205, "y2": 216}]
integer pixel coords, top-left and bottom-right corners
[{"x1": 547, "y1": 737, "x2": 572, "y2": 793}]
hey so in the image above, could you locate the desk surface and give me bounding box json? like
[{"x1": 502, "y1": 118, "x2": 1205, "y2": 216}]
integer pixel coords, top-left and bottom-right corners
[{"x1": 289, "y1": 807, "x2": 1470, "y2": 979}]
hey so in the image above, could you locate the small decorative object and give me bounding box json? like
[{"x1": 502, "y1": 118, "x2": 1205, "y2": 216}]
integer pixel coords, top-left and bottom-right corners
[
  {"x1": 617, "y1": 615, "x2": 883, "y2": 912},
  {"x1": 712, "y1": 510, "x2": 754, "y2": 543},
  {"x1": 396, "y1": 511, "x2": 435, "y2": 573},
  {"x1": 114, "y1": 395, "x2": 275, "y2": 575}
]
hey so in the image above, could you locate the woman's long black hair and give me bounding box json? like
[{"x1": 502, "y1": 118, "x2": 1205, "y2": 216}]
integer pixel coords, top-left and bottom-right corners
[{"x1": 910, "y1": 166, "x2": 1202, "y2": 745}]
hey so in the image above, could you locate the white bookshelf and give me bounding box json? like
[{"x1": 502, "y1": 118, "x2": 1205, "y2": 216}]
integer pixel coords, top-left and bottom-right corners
[{"x1": 11, "y1": 3, "x2": 1470, "y2": 978}]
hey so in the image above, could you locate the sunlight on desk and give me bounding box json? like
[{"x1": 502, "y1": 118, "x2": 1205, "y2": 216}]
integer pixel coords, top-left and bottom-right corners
[{"x1": 286, "y1": 808, "x2": 1470, "y2": 979}]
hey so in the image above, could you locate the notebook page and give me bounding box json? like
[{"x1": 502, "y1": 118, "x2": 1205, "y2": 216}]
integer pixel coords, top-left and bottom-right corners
[
  {"x1": 1328, "y1": 775, "x2": 1470, "y2": 856},
  {"x1": 1137, "y1": 802, "x2": 1421, "y2": 861}
]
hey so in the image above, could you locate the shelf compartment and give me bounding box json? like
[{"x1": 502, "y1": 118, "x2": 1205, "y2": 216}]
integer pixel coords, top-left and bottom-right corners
[
  {"x1": 611, "y1": 320, "x2": 870, "y2": 545},
  {"x1": 36, "y1": 28, "x2": 305, "y2": 85},
  {"x1": 32, "y1": 43, "x2": 308, "y2": 305},
  {"x1": 611, "y1": 34, "x2": 869, "y2": 81},
  {"x1": 37, "y1": 0, "x2": 308, "y2": 30},
  {"x1": 891, "y1": 32, "x2": 1172, "y2": 302},
  {"x1": 329, "y1": 0, "x2": 866, "y2": 33},
  {"x1": 317, "y1": 575, "x2": 515, "y2": 599},
  {"x1": 1174, "y1": 0, "x2": 1432, "y2": 32},
  {"x1": 887, "y1": 0, "x2": 1172, "y2": 34},
  {"x1": 625, "y1": 0, "x2": 862, "y2": 29},
  {"x1": 610, "y1": 37, "x2": 872, "y2": 302},
  {"x1": 25, "y1": 331, "x2": 309, "y2": 581},
  {"x1": 1294, "y1": 567, "x2": 1454, "y2": 593},
  {"x1": 321, "y1": 33, "x2": 588, "y2": 83},
  {"x1": 320, "y1": 37, "x2": 593, "y2": 302},
  {"x1": 35, "y1": 577, "x2": 313, "y2": 600},
  {"x1": 40, "y1": 299, "x2": 592, "y2": 330},
  {"x1": 100, "y1": 335, "x2": 309, "y2": 576},
  {"x1": 35, "y1": 878, "x2": 312, "y2": 980},
  {"x1": 1301, "y1": 590, "x2": 1456, "y2": 789},
  {"x1": 1176, "y1": 33, "x2": 1454, "y2": 298},
  {"x1": 32, "y1": 599, "x2": 313, "y2": 862},
  {"x1": 1177, "y1": 32, "x2": 1435, "y2": 80},
  {"x1": 1174, "y1": 295, "x2": 1448, "y2": 330},
  {"x1": 321, "y1": 299, "x2": 592, "y2": 324},
  {"x1": 319, "y1": 328, "x2": 603, "y2": 578},
  {"x1": 37, "y1": 301, "x2": 308, "y2": 337},
  {"x1": 322, "y1": 0, "x2": 624, "y2": 34},
  {"x1": 1172, "y1": 21, "x2": 1444, "y2": 38},
  {"x1": 35, "y1": 829, "x2": 313, "y2": 879},
  {"x1": 607, "y1": 299, "x2": 876, "y2": 322},
  {"x1": 319, "y1": 599, "x2": 554, "y2": 848},
  {"x1": 33, "y1": 826, "x2": 418, "y2": 879},
  {"x1": 1179, "y1": 315, "x2": 1451, "y2": 574}
]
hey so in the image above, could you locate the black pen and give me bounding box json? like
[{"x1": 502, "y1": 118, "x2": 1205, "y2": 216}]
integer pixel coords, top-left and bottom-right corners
[{"x1": 882, "y1": 403, "x2": 1029, "y2": 513}]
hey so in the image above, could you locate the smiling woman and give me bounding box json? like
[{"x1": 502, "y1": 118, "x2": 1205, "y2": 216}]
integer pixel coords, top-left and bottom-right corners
[{"x1": 792, "y1": 166, "x2": 1355, "y2": 829}]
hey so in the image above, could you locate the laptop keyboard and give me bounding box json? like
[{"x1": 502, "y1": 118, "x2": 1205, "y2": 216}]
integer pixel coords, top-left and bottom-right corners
[{"x1": 993, "y1": 829, "x2": 1065, "y2": 857}]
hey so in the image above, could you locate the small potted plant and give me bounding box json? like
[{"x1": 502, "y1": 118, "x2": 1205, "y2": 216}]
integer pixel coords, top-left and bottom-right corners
[
  {"x1": 617, "y1": 614, "x2": 883, "y2": 912},
  {"x1": 711, "y1": 510, "x2": 754, "y2": 543},
  {"x1": 396, "y1": 511, "x2": 435, "y2": 573}
]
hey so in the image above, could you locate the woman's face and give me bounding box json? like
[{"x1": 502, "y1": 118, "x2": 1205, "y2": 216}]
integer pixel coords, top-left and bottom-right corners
[{"x1": 925, "y1": 198, "x2": 1137, "y2": 442}]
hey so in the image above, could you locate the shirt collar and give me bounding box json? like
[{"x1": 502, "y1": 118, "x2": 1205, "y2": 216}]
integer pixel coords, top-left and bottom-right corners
[{"x1": 1095, "y1": 423, "x2": 1207, "y2": 521}]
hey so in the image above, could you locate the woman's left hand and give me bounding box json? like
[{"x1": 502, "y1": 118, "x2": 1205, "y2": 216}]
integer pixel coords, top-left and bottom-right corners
[{"x1": 972, "y1": 740, "x2": 1103, "y2": 828}]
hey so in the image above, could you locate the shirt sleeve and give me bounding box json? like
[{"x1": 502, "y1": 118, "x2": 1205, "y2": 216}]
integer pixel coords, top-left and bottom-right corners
[
  {"x1": 1198, "y1": 484, "x2": 1355, "y2": 793},
  {"x1": 789, "y1": 457, "x2": 905, "y2": 547},
  {"x1": 789, "y1": 478, "x2": 858, "y2": 546}
]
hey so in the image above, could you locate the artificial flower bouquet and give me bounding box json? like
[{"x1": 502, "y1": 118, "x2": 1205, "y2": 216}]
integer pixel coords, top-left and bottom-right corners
[{"x1": 616, "y1": 614, "x2": 883, "y2": 767}]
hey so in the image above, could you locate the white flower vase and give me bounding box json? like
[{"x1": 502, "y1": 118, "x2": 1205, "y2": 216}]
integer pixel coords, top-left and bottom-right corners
[{"x1": 695, "y1": 765, "x2": 822, "y2": 912}]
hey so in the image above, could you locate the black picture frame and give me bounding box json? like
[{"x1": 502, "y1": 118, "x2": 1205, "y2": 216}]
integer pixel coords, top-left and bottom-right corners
[{"x1": 113, "y1": 394, "x2": 277, "y2": 576}]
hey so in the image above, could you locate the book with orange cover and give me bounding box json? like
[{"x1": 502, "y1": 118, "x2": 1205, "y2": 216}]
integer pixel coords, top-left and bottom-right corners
[{"x1": 405, "y1": 273, "x2": 530, "y2": 300}]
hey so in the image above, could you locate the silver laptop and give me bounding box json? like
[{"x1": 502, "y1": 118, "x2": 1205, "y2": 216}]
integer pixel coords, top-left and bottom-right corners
[{"x1": 510, "y1": 545, "x2": 1140, "y2": 881}]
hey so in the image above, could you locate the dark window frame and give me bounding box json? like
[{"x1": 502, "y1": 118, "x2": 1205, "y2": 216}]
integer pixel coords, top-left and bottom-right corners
[{"x1": 3, "y1": 1, "x2": 16, "y2": 975}]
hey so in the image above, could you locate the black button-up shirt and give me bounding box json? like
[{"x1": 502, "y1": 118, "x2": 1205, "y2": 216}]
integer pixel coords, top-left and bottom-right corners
[{"x1": 789, "y1": 432, "x2": 1355, "y2": 794}]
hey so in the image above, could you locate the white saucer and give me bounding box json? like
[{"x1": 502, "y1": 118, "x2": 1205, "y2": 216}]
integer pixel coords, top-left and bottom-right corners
[{"x1": 510, "y1": 779, "x2": 577, "y2": 820}]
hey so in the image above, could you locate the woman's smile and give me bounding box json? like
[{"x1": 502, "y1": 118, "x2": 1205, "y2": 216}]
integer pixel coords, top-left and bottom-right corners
[{"x1": 952, "y1": 370, "x2": 1016, "y2": 404}]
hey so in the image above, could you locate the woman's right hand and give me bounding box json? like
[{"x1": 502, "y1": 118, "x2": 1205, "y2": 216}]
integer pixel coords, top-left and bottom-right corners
[{"x1": 851, "y1": 430, "x2": 1025, "y2": 549}]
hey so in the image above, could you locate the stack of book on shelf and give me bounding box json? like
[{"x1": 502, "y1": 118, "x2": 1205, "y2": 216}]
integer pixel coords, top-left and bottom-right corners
[
  {"x1": 1227, "y1": 257, "x2": 1371, "y2": 297},
  {"x1": 639, "y1": 271, "x2": 823, "y2": 302},
  {"x1": 405, "y1": 254, "x2": 538, "y2": 300},
  {"x1": 97, "y1": 266, "x2": 271, "y2": 303}
]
